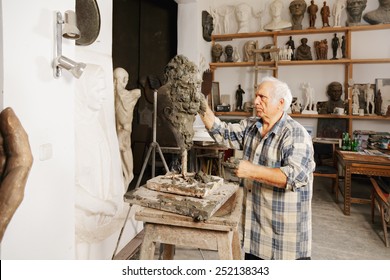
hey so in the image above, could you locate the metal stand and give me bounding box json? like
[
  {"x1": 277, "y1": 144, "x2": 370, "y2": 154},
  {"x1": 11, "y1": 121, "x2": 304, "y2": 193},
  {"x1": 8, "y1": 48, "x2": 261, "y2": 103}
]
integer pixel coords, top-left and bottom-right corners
[{"x1": 112, "y1": 89, "x2": 169, "y2": 259}]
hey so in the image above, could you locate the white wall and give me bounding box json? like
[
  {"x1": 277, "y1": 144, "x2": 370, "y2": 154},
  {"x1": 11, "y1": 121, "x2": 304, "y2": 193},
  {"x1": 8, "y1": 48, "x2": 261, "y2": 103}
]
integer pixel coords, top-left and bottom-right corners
[
  {"x1": 178, "y1": 0, "x2": 390, "y2": 133},
  {"x1": 0, "y1": 0, "x2": 141, "y2": 259}
]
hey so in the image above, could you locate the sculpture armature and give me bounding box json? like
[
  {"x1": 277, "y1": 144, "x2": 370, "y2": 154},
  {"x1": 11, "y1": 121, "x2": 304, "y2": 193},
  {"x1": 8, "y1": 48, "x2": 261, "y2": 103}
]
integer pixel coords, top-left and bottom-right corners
[
  {"x1": 114, "y1": 67, "x2": 141, "y2": 188},
  {"x1": 0, "y1": 107, "x2": 33, "y2": 241}
]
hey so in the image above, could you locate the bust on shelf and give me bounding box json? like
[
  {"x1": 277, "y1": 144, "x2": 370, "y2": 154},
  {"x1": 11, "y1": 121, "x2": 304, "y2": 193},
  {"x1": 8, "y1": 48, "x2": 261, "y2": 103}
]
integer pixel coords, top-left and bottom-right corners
[
  {"x1": 296, "y1": 38, "x2": 313, "y2": 60},
  {"x1": 319, "y1": 81, "x2": 346, "y2": 114},
  {"x1": 289, "y1": 0, "x2": 307, "y2": 30},
  {"x1": 363, "y1": 0, "x2": 390, "y2": 25},
  {"x1": 264, "y1": 0, "x2": 292, "y2": 31},
  {"x1": 345, "y1": 0, "x2": 367, "y2": 26}
]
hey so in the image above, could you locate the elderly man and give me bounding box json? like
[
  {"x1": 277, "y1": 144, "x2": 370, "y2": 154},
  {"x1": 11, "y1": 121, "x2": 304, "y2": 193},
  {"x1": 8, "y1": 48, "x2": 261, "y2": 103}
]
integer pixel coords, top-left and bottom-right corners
[{"x1": 198, "y1": 76, "x2": 315, "y2": 260}]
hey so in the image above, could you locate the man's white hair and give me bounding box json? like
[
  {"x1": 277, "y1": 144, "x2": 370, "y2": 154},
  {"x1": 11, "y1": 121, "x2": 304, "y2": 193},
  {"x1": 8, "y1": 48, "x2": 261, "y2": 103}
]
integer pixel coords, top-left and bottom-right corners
[{"x1": 259, "y1": 76, "x2": 292, "y2": 111}]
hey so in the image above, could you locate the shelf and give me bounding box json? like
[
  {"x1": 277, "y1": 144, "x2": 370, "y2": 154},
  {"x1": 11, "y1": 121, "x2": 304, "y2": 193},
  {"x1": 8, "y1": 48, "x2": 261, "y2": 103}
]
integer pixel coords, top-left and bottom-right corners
[
  {"x1": 290, "y1": 114, "x2": 390, "y2": 120},
  {"x1": 214, "y1": 111, "x2": 251, "y2": 117},
  {"x1": 211, "y1": 23, "x2": 390, "y2": 42},
  {"x1": 211, "y1": 58, "x2": 390, "y2": 68},
  {"x1": 211, "y1": 23, "x2": 390, "y2": 135}
]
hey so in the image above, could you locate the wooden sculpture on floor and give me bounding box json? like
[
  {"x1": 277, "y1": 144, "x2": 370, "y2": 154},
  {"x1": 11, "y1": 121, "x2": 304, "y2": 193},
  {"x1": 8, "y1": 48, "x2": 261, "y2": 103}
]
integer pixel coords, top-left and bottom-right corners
[{"x1": 0, "y1": 107, "x2": 33, "y2": 241}]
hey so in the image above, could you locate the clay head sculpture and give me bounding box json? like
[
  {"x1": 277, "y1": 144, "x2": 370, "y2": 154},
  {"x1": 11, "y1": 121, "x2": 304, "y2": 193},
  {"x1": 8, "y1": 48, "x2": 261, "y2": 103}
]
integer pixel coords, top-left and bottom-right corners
[{"x1": 157, "y1": 55, "x2": 203, "y2": 151}]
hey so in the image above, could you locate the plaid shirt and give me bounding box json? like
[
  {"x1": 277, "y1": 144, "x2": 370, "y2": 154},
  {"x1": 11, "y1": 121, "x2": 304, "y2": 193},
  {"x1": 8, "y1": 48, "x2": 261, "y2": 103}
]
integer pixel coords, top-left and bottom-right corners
[{"x1": 208, "y1": 113, "x2": 315, "y2": 260}]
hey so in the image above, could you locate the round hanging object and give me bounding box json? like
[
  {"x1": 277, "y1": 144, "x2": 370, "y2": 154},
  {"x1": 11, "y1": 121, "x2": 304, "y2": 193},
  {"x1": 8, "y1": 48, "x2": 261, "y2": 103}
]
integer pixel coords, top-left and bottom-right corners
[{"x1": 76, "y1": 0, "x2": 101, "y2": 46}]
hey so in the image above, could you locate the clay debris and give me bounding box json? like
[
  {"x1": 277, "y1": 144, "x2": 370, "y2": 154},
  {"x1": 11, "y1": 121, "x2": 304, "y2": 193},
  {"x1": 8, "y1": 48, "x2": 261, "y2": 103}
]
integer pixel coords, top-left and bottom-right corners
[{"x1": 146, "y1": 172, "x2": 223, "y2": 198}]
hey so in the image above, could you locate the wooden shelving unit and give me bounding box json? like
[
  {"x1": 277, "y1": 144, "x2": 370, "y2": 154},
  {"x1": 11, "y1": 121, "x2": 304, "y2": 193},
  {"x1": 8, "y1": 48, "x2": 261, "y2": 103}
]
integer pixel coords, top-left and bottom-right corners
[{"x1": 210, "y1": 24, "x2": 390, "y2": 134}]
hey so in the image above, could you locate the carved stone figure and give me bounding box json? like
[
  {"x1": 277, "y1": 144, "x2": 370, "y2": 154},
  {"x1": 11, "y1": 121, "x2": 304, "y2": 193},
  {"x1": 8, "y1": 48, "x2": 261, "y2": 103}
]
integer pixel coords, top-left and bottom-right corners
[
  {"x1": 0, "y1": 107, "x2": 33, "y2": 242},
  {"x1": 264, "y1": 0, "x2": 292, "y2": 31},
  {"x1": 211, "y1": 43, "x2": 223, "y2": 62},
  {"x1": 320, "y1": 1, "x2": 331, "y2": 27},
  {"x1": 114, "y1": 67, "x2": 141, "y2": 188},
  {"x1": 202, "y1": 10, "x2": 214, "y2": 42},
  {"x1": 296, "y1": 38, "x2": 313, "y2": 60},
  {"x1": 346, "y1": 0, "x2": 367, "y2": 26},
  {"x1": 333, "y1": 0, "x2": 346, "y2": 27},
  {"x1": 307, "y1": 0, "x2": 319, "y2": 28},
  {"x1": 363, "y1": 0, "x2": 390, "y2": 25},
  {"x1": 289, "y1": 0, "x2": 307, "y2": 30}
]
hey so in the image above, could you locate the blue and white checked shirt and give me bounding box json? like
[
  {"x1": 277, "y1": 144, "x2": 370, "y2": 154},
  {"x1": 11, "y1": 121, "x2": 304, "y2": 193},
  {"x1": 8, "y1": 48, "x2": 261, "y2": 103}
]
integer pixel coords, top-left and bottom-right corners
[{"x1": 208, "y1": 113, "x2": 315, "y2": 260}]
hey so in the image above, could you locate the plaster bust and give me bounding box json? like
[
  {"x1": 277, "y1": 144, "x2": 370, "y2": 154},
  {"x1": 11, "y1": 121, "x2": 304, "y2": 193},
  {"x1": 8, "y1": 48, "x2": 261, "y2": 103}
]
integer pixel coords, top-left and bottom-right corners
[{"x1": 264, "y1": 0, "x2": 292, "y2": 31}]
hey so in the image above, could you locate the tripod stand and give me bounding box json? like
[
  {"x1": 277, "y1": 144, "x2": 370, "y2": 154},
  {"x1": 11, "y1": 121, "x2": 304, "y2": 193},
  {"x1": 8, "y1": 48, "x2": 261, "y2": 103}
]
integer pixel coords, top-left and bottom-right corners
[{"x1": 112, "y1": 89, "x2": 169, "y2": 259}]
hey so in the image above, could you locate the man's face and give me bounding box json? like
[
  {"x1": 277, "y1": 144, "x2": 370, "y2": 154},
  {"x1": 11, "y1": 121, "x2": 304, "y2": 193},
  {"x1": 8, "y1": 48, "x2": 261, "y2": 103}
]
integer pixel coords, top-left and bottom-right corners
[
  {"x1": 346, "y1": 0, "x2": 367, "y2": 16},
  {"x1": 254, "y1": 82, "x2": 281, "y2": 118},
  {"x1": 290, "y1": 0, "x2": 306, "y2": 16}
]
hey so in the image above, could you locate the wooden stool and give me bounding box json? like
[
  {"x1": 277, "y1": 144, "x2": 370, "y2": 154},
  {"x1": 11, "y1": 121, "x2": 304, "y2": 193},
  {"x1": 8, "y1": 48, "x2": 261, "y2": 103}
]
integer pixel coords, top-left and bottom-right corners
[{"x1": 135, "y1": 188, "x2": 243, "y2": 260}]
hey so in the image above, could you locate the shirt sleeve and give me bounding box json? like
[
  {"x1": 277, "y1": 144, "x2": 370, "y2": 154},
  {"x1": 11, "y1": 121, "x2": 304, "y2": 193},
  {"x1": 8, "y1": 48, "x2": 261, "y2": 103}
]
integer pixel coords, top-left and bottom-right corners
[
  {"x1": 279, "y1": 128, "x2": 316, "y2": 191},
  {"x1": 208, "y1": 117, "x2": 247, "y2": 150}
]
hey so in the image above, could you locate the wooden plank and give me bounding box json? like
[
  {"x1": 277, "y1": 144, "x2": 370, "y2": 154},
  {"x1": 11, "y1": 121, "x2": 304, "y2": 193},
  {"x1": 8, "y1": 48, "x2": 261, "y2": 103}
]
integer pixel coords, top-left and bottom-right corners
[
  {"x1": 134, "y1": 188, "x2": 243, "y2": 231},
  {"x1": 112, "y1": 230, "x2": 145, "y2": 260},
  {"x1": 126, "y1": 182, "x2": 239, "y2": 221}
]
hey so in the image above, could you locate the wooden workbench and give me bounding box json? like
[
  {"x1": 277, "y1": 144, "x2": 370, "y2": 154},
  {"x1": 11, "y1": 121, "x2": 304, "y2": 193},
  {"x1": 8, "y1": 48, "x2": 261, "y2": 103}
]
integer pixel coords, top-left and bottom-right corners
[{"x1": 134, "y1": 187, "x2": 243, "y2": 260}]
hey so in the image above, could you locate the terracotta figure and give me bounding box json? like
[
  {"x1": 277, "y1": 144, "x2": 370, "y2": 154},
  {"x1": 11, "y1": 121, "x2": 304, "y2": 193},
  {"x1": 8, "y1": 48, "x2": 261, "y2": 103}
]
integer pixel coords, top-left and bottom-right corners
[
  {"x1": 307, "y1": 0, "x2": 319, "y2": 28},
  {"x1": 211, "y1": 43, "x2": 223, "y2": 62},
  {"x1": 320, "y1": 1, "x2": 331, "y2": 27},
  {"x1": 235, "y1": 84, "x2": 245, "y2": 111}
]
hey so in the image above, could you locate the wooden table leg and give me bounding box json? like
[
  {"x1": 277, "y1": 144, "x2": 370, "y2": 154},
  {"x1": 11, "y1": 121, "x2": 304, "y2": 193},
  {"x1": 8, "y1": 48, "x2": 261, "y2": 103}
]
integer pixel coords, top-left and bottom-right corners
[
  {"x1": 139, "y1": 223, "x2": 157, "y2": 259},
  {"x1": 344, "y1": 166, "x2": 351, "y2": 215},
  {"x1": 216, "y1": 231, "x2": 233, "y2": 260}
]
